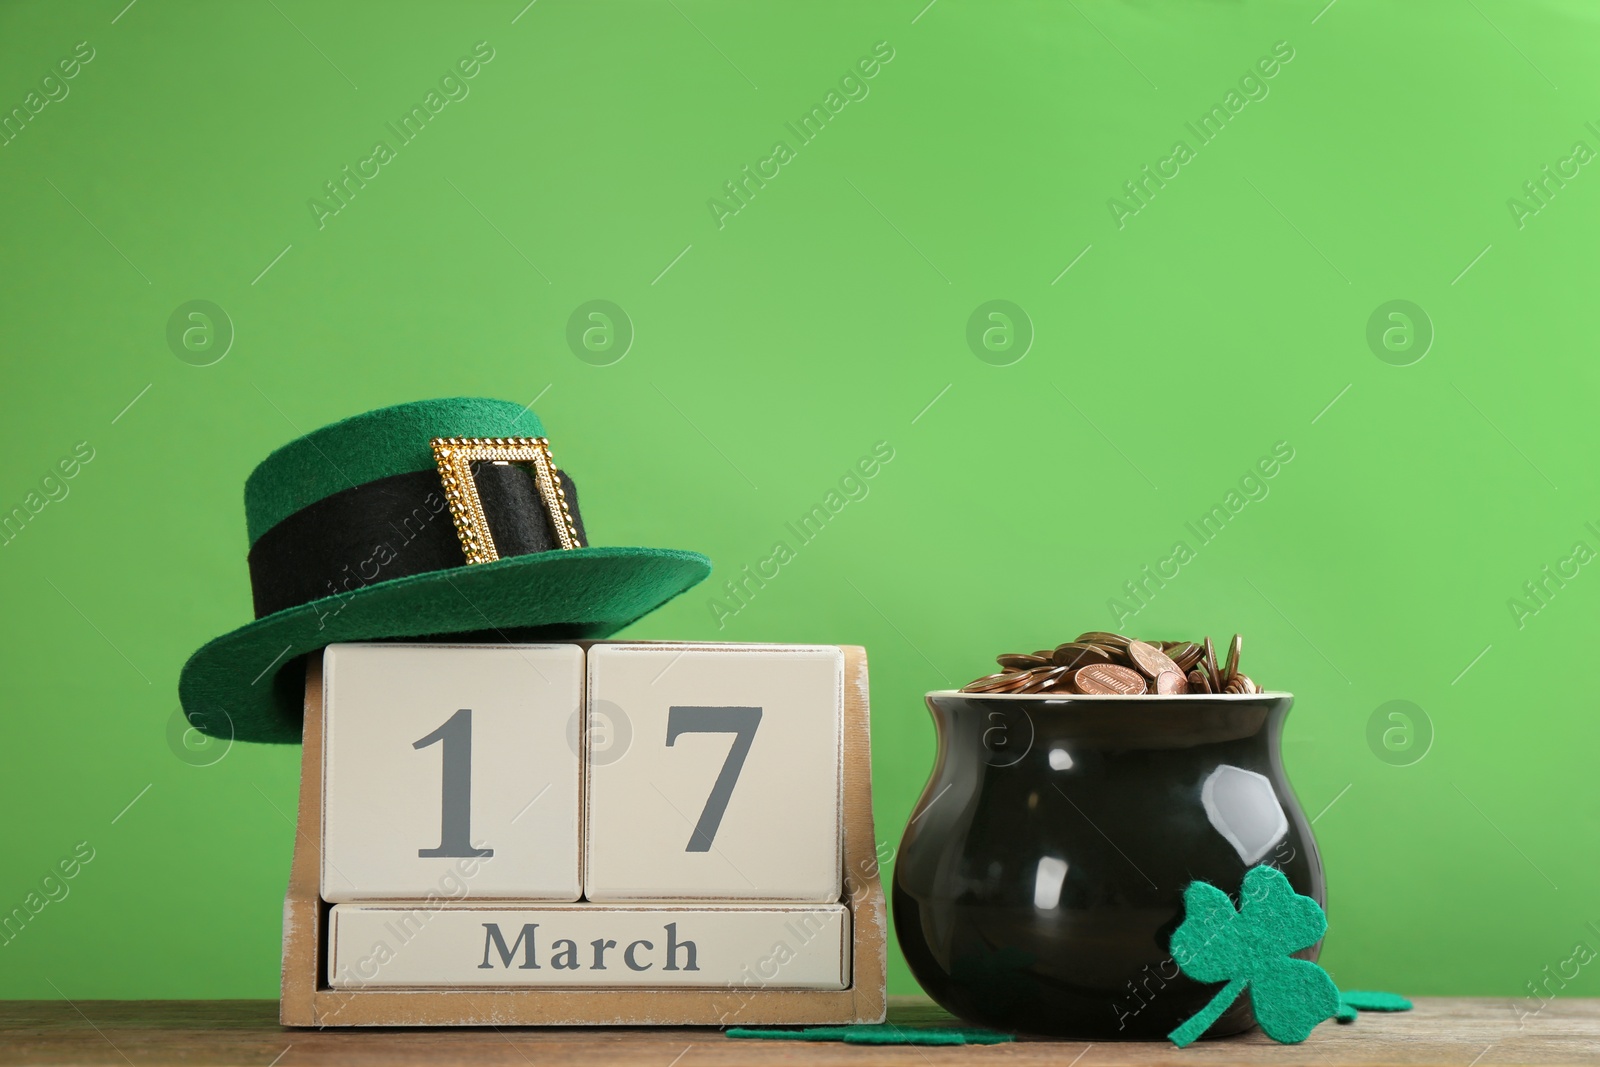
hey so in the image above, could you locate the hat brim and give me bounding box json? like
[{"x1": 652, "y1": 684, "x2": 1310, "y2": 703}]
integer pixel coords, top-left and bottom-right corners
[{"x1": 178, "y1": 545, "x2": 710, "y2": 744}]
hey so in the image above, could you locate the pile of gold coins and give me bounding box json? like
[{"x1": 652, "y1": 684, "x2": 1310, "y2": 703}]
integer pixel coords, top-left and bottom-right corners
[{"x1": 961, "y1": 631, "x2": 1260, "y2": 696}]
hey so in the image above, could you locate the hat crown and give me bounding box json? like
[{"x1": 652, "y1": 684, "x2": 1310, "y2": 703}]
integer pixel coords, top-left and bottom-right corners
[{"x1": 243, "y1": 398, "x2": 545, "y2": 547}]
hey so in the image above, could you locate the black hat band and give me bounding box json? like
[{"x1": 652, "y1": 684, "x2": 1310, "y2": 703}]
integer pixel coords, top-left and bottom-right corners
[{"x1": 246, "y1": 461, "x2": 586, "y2": 621}]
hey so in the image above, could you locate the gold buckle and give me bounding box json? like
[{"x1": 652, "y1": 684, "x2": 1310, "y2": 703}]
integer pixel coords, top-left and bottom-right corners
[{"x1": 430, "y1": 436, "x2": 584, "y2": 564}]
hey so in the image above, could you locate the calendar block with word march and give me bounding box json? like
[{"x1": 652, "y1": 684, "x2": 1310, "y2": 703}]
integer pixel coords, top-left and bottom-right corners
[{"x1": 280, "y1": 641, "x2": 885, "y2": 1027}]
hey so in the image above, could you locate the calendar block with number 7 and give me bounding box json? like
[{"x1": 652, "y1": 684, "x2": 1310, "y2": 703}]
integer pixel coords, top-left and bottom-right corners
[{"x1": 585, "y1": 643, "x2": 843, "y2": 902}]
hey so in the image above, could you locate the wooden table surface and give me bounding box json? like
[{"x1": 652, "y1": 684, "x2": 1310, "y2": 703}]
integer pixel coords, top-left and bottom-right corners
[{"x1": 1, "y1": 996, "x2": 1594, "y2": 1066}]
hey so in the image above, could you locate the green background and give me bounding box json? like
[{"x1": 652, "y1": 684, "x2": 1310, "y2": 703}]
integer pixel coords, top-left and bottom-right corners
[{"x1": 2, "y1": 0, "x2": 1596, "y2": 1005}]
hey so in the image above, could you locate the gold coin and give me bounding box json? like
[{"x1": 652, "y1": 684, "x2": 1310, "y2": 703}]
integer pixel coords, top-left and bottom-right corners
[
  {"x1": 1053, "y1": 643, "x2": 1115, "y2": 669},
  {"x1": 963, "y1": 672, "x2": 1017, "y2": 693},
  {"x1": 1074, "y1": 663, "x2": 1148, "y2": 695},
  {"x1": 1077, "y1": 631, "x2": 1131, "y2": 649},
  {"x1": 1127, "y1": 639, "x2": 1181, "y2": 680},
  {"x1": 1020, "y1": 665, "x2": 1071, "y2": 693},
  {"x1": 1166, "y1": 642, "x2": 1204, "y2": 671},
  {"x1": 1154, "y1": 669, "x2": 1186, "y2": 694}
]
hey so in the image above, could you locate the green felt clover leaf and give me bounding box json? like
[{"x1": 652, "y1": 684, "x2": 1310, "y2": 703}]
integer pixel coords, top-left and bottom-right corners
[
  {"x1": 726, "y1": 1025, "x2": 1013, "y2": 1046},
  {"x1": 1335, "y1": 989, "x2": 1413, "y2": 1022},
  {"x1": 1166, "y1": 865, "x2": 1340, "y2": 1048},
  {"x1": 1340, "y1": 990, "x2": 1412, "y2": 1012}
]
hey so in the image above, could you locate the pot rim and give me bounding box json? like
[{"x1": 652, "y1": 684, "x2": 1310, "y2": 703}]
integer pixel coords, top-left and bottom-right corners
[{"x1": 927, "y1": 688, "x2": 1293, "y2": 700}]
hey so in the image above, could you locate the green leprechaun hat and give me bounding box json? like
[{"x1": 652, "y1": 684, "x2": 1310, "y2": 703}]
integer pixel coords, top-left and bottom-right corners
[{"x1": 179, "y1": 397, "x2": 711, "y2": 744}]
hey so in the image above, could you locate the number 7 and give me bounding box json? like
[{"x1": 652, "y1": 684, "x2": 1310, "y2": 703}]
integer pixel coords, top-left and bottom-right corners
[{"x1": 665, "y1": 706, "x2": 762, "y2": 852}]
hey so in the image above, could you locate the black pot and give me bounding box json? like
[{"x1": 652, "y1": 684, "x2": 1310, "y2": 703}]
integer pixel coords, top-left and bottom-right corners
[{"x1": 893, "y1": 690, "x2": 1324, "y2": 1040}]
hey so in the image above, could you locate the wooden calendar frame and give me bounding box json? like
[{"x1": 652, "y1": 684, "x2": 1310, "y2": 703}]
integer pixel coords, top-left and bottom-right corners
[{"x1": 280, "y1": 643, "x2": 887, "y2": 1027}]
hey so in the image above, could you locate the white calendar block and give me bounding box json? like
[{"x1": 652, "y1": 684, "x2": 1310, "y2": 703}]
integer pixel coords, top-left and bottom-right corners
[
  {"x1": 321, "y1": 643, "x2": 583, "y2": 903},
  {"x1": 584, "y1": 643, "x2": 843, "y2": 903},
  {"x1": 327, "y1": 903, "x2": 850, "y2": 989}
]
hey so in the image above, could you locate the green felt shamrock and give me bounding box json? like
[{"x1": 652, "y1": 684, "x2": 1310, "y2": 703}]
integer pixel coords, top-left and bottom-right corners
[
  {"x1": 1167, "y1": 865, "x2": 1340, "y2": 1047},
  {"x1": 727, "y1": 1025, "x2": 1013, "y2": 1046},
  {"x1": 1336, "y1": 989, "x2": 1413, "y2": 1022}
]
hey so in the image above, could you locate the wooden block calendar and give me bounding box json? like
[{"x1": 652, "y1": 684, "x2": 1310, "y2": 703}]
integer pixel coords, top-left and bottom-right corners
[{"x1": 280, "y1": 641, "x2": 886, "y2": 1027}]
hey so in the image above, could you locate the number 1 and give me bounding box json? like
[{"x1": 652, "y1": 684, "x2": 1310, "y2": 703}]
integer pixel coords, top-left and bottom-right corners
[
  {"x1": 414, "y1": 708, "x2": 493, "y2": 859},
  {"x1": 666, "y1": 706, "x2": 762, "y2": 852}
]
